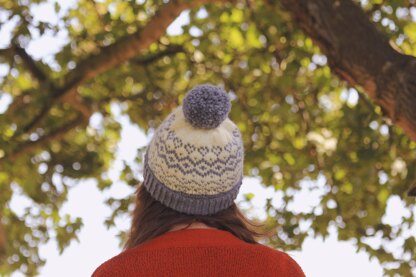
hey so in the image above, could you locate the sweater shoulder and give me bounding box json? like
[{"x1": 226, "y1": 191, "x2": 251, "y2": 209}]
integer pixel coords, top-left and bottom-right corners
[
  {"x1": 92, "y1": 242, "x2": 305, "y2": 277},
  {"x1": 252, "y1": 244, "x2": 305, "y2": 276},
  {"x1": 240, "y1": 243, "x2": 304, "y2": 276},
  {"x1": 91, "y1": 248, "x2": 140, "y2": 277}
]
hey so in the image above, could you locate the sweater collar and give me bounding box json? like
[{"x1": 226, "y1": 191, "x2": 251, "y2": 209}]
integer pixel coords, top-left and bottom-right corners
[{"x1": 137, "y1": 228, "x2": 246, "y2": 250}]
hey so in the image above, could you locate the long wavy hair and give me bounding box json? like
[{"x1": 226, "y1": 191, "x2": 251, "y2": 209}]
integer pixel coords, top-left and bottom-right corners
[{"x1": 124, "y1": 183, "x2": 273, "y2": 250}]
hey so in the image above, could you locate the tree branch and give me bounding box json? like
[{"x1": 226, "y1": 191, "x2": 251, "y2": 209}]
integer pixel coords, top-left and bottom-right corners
[
  {"x1": 0, "y1": 221, "x2": 5, "y2": 264},
  {"x1": 21, "y1": 0, "x2": 227, "y2": 120},
  {"x1": 2, "y1": 114, "x2": 85, "y2": 162},
  {"x1": 408, "y1": 185, "x2": 416, "y2": 197},
  {"x1": 4, "y1": 45, "x2": 56, "y2": 137},
  {"x1": 13, "y1": 46, "x2": 49, "y2": 84},
  {"x1": 280, "y1": 0, "x2": 416, "y2": 141},
  {"x1": 3, "y1": 0, "x2": 231, "y2": 161},
  {"x1": 19, "y1": 100, "x2": 51, "y2": 134},
  {"x1": 0, "y1": 47, "x2": 14, "y2": 60},
  {"x1": 133, "y1": 44, "x2": 185, "y2": 65},
  {"x1": 97, "y1": 90, "x2": 146, "y2": 104},
  {"x1": 60, "y1": 0, "x2": 228, "y2": 100}
]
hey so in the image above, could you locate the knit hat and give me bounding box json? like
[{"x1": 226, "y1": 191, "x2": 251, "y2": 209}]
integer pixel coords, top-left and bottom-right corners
[{"x1": 142, "y1": 84, "x2": 244, "y2": 215}]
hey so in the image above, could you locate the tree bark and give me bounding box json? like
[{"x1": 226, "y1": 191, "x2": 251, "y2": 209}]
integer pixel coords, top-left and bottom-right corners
[{"x1": 280, "y1": 0, "x2": 416, "y2": 141}]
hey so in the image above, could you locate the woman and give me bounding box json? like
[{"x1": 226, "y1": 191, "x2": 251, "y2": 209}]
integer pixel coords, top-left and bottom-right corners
[{"x1": 92, "y1": 84, "x2": 305, "y2": 277}]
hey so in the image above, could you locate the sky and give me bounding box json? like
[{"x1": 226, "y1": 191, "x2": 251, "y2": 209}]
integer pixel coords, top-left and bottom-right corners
[{"x1": 1, "y1": 1, "x2": 414, "y2": 276}]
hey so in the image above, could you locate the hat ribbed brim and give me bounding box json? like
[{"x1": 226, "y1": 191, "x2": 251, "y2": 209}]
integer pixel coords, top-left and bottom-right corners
[{"x1": 142, "y1": 156, "x2": 242, "y2": 215}]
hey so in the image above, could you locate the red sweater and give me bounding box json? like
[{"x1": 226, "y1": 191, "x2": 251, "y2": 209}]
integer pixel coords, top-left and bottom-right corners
[{"x1": 92, "y1": 228, "x2": 305, "y2": 277}]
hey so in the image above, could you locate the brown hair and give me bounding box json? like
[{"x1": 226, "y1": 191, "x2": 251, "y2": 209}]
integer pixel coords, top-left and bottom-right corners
[{"x1": 124, "y1": 183, "x2": 273, "y2": 250}]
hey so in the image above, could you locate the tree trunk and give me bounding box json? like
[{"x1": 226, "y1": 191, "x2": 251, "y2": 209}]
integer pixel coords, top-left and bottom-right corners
[{"x1": 281, "y1": 0, "x2": 416, "y2": 141}]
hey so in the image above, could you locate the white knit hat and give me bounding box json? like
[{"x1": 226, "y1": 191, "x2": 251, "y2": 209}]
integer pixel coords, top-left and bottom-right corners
[{"x1": 142, "y1": 84, "x2": 245, "y2": 215}]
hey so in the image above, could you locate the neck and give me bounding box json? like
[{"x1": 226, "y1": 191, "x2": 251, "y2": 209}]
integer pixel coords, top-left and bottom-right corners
[{"x1": 168, "y1": 222, "x2": 218, "y2": 232}]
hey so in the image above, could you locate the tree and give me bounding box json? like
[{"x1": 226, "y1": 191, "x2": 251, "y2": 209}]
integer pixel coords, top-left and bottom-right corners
[{"x1": 0, "y1": 0, "x2": 415, "y2": 275}]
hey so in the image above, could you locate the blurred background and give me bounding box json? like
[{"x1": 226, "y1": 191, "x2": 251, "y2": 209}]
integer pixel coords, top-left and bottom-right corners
[{"x1": 0, "y1": 0, "x2": 415, "y2": 276}]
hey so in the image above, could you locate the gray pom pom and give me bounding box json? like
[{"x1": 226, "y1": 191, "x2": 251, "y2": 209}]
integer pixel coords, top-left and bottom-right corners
[{"x1": 182, "y1": 84, "x2": 231, "y2": 129}]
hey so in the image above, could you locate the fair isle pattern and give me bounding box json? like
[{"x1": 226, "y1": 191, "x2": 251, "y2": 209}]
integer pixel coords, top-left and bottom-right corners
[
  {"x1": 143, "y1": 152, "x2": 243, "y2": 215},
  {"x1": 146, "y1": 108, "x2": 244, "y2": 196}
]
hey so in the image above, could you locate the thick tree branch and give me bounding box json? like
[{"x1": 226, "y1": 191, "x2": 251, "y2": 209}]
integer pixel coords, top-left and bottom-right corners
[
  {"x1": 59, "y1": 0, "x2": 228, "y2": 100},
  {"x1": 3, "y1": 0, "x2": 230, "y2": 162},
  {"x1": 18, "y1": 0, "x2": 224, "y2": 122},
  {"x1": 280, "y1": 0, "x2": 416, "y2": 141}
]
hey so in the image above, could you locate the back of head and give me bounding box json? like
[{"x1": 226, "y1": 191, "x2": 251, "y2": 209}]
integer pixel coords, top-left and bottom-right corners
[
  {"x1": 124, "y1": 184, "x2": 267, "y2": 249},
  {"x1": 124, "y1": 84, "x2": 269, "y2": 249}
]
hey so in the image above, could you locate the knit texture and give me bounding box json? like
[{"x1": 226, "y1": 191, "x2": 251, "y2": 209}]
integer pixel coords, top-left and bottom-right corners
[
  {"x1": 143, "y1": 84, "x2": 244, "y2": 215},
  {"x1": 182, "y1": 84, "x2": 231, "y2": 129},
  {"x1": 92, "y1": 228, "x2": 306, "y2": 277}
]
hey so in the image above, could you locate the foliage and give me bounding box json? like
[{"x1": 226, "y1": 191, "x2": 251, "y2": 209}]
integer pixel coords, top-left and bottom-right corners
[{"x1": 0, "y1": 0, "x2": 415, "y2": 276}]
